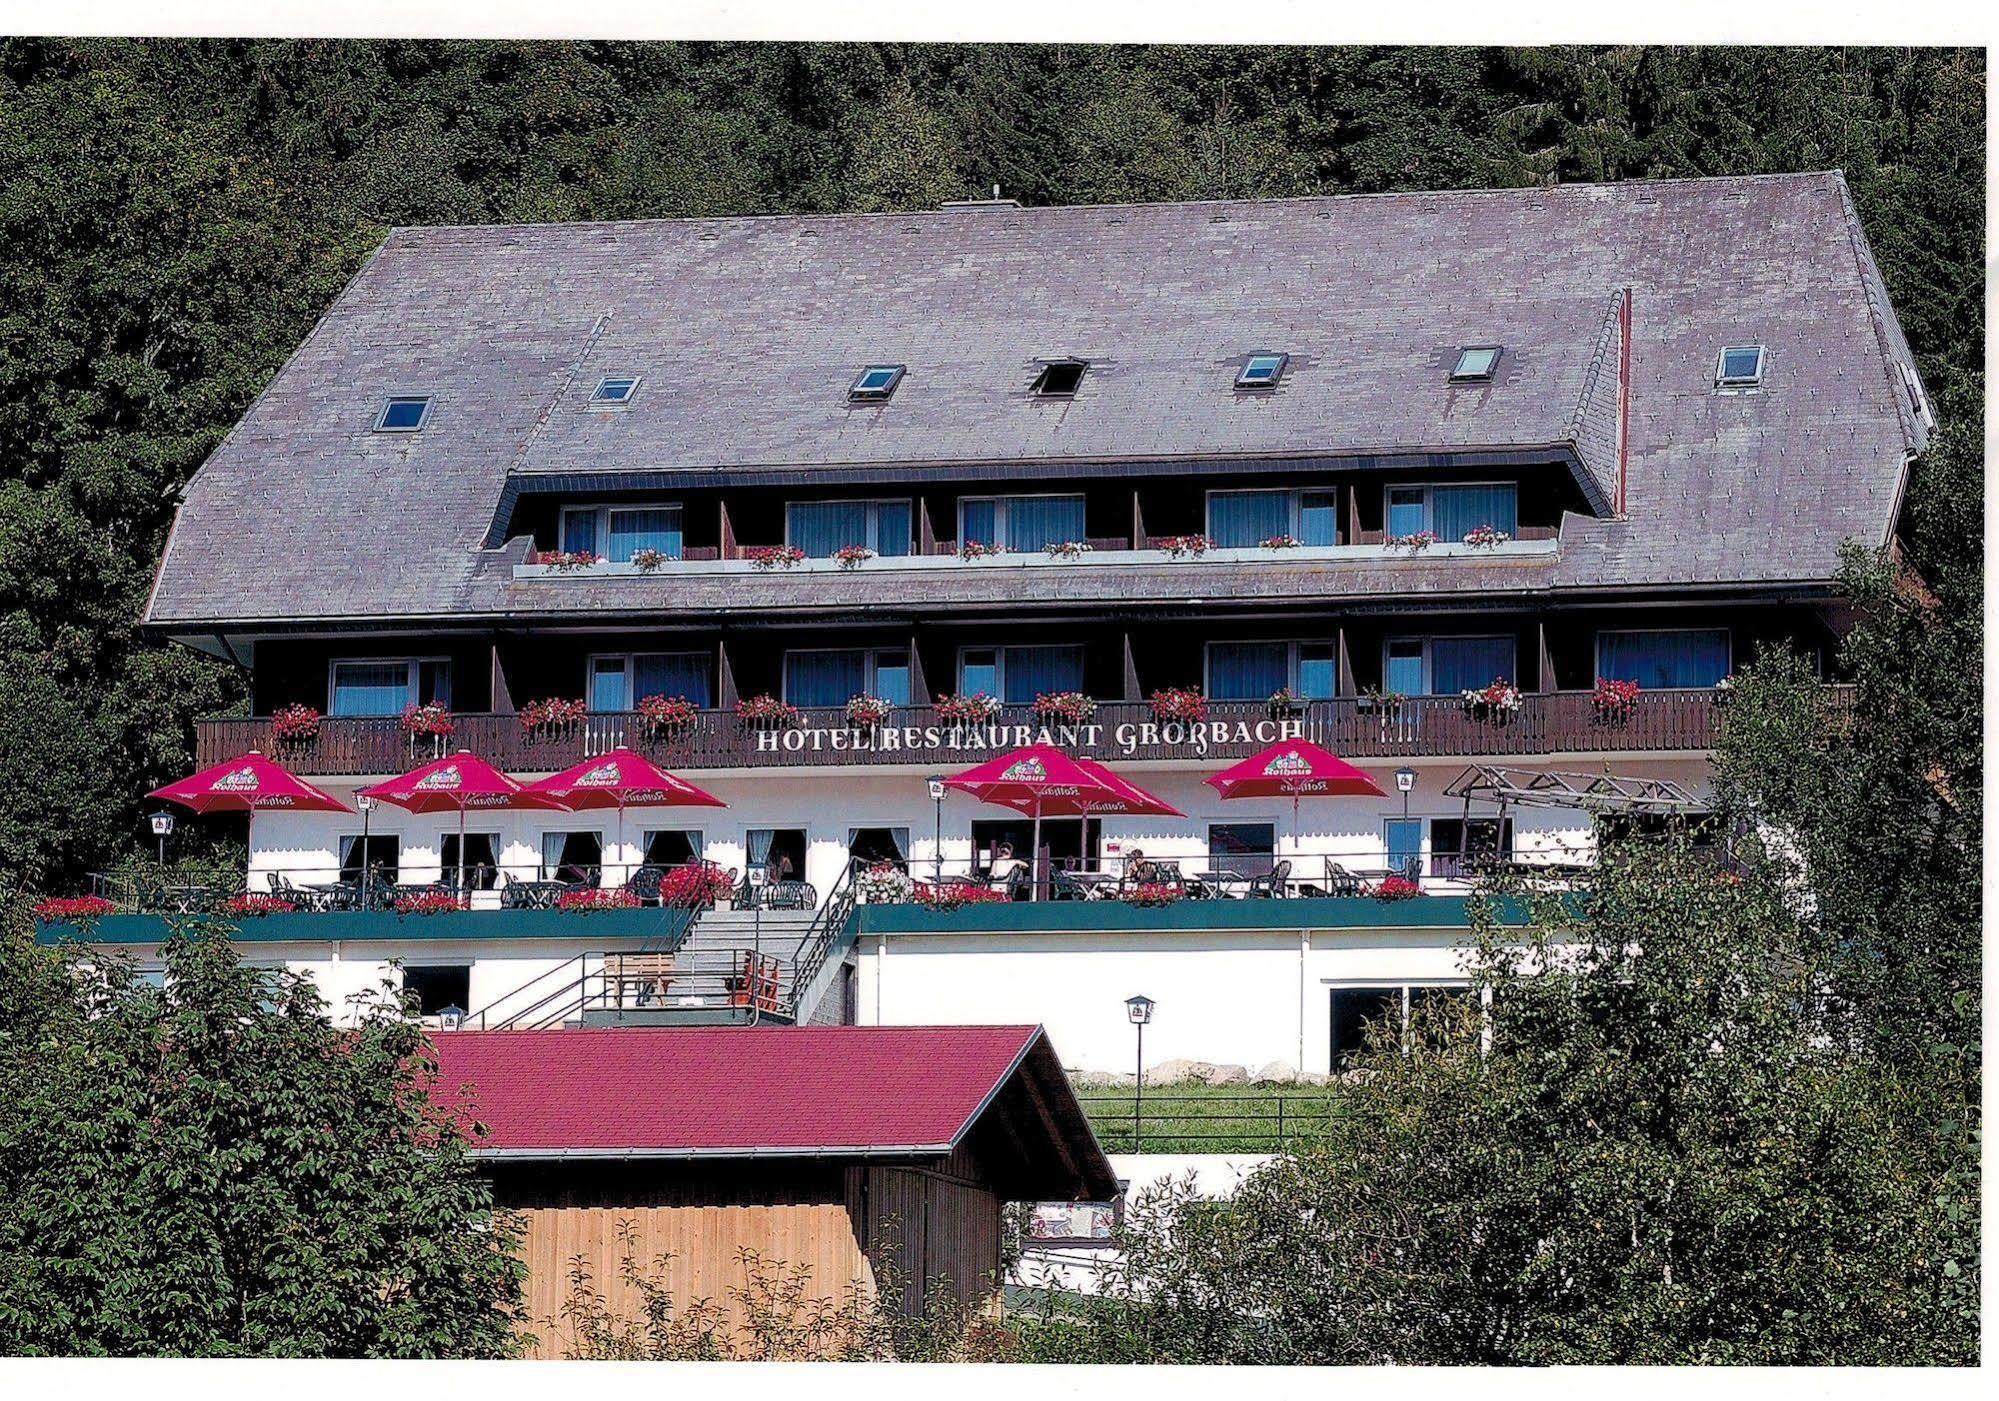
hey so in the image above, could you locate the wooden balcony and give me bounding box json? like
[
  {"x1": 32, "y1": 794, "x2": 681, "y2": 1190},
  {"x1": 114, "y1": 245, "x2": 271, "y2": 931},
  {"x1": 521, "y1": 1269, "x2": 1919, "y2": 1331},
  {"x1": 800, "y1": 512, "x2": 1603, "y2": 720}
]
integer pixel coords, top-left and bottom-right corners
[{"x1": 195, "y1": 688, "x2": 1835, "y2": 778}]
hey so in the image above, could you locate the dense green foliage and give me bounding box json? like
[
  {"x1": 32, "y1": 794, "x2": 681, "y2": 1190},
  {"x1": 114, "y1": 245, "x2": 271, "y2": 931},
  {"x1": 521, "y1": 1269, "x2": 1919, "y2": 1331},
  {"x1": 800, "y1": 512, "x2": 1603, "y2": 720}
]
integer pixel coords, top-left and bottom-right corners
[
  {"x1": 0, "y1": 913, "x2": 527, "y2": 1355},
  {"x1": 0, "y1": 40, "x2": 1983, "y2": 891}
]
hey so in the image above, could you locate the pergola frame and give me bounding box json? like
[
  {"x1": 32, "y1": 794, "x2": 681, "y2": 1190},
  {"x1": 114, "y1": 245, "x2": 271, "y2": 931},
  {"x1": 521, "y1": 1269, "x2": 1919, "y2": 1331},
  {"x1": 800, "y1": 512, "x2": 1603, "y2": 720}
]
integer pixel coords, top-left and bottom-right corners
[{"x1": 1442, "y1": 764, "x2": 1704, "y2": 819}]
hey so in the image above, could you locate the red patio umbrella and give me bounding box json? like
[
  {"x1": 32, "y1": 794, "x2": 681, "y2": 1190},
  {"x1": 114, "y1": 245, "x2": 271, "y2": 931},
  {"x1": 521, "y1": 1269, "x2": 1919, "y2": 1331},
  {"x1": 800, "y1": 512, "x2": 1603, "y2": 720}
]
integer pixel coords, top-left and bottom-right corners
[
  {"x1": 941, "y1": 744, "x2": 1181, "y2": 898},
  {"x1": 1204, "y1": 738, "x2": 1385, "y2": 826},
  {"x1": 149, "y1": 750, "x2": 353, "y2": 814},
  {"x1": 526, "y1": 748, "x2": 727, "y2": 884},
  {"x1": 361, "y1": 750, "x2": 569, "y2": 891}
]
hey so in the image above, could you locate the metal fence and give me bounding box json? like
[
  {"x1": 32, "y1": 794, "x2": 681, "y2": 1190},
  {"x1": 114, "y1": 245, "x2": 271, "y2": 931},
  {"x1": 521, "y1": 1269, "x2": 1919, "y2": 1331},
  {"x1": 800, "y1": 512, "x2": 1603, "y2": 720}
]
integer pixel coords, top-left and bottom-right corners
[{"x1": 1075, "y1": 1090, "x2": 1350, "y2": 1153}]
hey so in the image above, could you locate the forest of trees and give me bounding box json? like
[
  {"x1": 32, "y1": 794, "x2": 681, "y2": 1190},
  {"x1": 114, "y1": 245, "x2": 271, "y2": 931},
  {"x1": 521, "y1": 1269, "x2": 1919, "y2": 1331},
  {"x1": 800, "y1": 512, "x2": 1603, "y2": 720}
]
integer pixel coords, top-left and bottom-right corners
[{"x1": 0, "y1": 40, "x2": 1984, "y2": 890}]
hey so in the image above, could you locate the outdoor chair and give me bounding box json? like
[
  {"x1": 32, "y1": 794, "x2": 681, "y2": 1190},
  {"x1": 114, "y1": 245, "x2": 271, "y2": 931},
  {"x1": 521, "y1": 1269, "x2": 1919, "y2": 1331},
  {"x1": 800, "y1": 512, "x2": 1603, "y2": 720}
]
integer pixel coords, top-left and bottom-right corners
[
  {"x1": 1323, "y1": 863, "x2": 1365, "y2": 897},
  {"x1": 1048, "y1": 867, "x2": 1090, "y2": 901},
  {"x1": 1245, "y1": 859, "x2": 1293, "y2": 898},
  {"x1": 624, "y1": 865, "x2": 665, "y2": 904},
  {"x1": 764, "y1": 879, "x2": 817, "y2": 911}
]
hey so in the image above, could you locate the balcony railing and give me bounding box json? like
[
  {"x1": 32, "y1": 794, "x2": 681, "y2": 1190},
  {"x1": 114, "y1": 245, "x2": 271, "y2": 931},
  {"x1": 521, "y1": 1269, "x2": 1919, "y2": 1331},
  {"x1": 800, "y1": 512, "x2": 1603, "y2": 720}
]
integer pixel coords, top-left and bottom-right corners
[{"x1": 197, "y1": 688, "x2": 1837, "y2": 777}]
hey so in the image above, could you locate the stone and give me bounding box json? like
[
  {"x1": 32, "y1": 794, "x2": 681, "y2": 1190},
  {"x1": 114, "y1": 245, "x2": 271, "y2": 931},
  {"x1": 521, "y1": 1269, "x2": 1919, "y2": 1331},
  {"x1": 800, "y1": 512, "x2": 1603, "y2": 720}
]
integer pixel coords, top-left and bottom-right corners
[
  {"x1": 1200, "y1": 1063, "x2": 1249, "y2": 1086},
  {"x1": 1295, "y1": 1071, "x2": 1333, "y2": 1086},
  {"x1": 1253, "y1": 1061, "x2": 1299, "y2": 1084},
  {"x1": 1072, "y1": 1070, "x2": 1136, "y2": 1088},
  {"x1": 1148, "y1": 1058, "x2": 1210, "y2": 1083}
]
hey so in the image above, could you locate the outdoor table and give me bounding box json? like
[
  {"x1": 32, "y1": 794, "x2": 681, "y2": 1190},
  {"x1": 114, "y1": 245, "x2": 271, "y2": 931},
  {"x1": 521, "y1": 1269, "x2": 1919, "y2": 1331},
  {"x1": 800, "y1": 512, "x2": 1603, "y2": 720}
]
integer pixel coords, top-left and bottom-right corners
[
  {"x1": 509, "y1": 881, "x2": 568, "y2": 910},
  {"x1": 1066, "y1": 871, "x2": 1122, "y2": 900},
  {"x1": 160, "y1": 884, "x2": 212, "y2": 913}
]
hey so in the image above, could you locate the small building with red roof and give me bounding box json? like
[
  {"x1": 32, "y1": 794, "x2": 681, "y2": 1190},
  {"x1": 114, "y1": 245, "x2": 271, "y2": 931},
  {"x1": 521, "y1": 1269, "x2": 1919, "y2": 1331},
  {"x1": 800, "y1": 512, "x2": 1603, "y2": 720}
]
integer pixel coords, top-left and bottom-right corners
[{"x1": 428, "y1": 1023, "x2": 1113, "y2": 1354}]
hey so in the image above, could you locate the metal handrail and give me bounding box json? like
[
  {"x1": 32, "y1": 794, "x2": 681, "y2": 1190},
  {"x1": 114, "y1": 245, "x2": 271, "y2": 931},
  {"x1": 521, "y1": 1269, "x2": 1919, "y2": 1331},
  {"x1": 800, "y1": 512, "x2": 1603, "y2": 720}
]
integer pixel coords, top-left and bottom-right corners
[{"x1": 787, "y1": 857, "x2": 860, "y2": 1022}]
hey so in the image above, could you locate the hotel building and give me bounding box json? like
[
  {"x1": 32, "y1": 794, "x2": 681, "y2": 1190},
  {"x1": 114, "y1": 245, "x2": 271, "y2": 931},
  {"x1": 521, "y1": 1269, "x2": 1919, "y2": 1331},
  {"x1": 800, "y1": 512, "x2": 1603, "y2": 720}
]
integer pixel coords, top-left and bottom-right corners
[{"x1": 89, "y1": 172, "x2": 1926, "y2": 1075}]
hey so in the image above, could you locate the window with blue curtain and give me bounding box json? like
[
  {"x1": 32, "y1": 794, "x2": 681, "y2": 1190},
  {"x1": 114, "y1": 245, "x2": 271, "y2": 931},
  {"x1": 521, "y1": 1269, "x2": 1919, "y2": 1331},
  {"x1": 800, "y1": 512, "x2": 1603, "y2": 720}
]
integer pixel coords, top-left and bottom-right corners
[
  {"x1": 561, "y1": 510, "x2": 599, "y2": 556},
  {"x1": 1208, "y1": 491, "x2": 1292, "y2": 547},
  {"x1": 589, "y1": 658, "x2": 629, "y2": 712},
  {"x1": 1596, "y1": 629, "x2": 1730, "y2": 688},
  {"x1": 784, "y1": 650, "x2": 870, "y2": 707},
  {"x1": 960, "y1": 499, "x2": 997, "y2": 547},
  {"x1": 1299, "y1": 492, "x2": 1339, "y2": 547},
  {"x1": 1298, "y1": 644, "x2": 1336, "y2": 698},
  {"x1": 1384, "y1": 641, "x2": 1426, "y2": 696},
  {"x1": 1431, "y1": 636, "x2": 1516, "y2": 693},
  {"x1": 1206, "y1": 642, "x2": 1290, "y2": 699},
  {"x1": 1000, "y1": 645, "x2": 1084, "y2": 702},
  {"x1": 634, "y1": 653, "x2": 711, "y2": 707},
  {"x1": 606, "y1": 508, "x2": 682, "y2": 562},
  {"x1": 1004, "y1": 496, "x2": 1086, "y2": 551},
  {"x1": 1384, "y1": 819, "x2": 1424, "y2": 875},
  {"x1": 1431, "y1": 485, "x2": 1518, "y2": 540},
  {"x1": 331, "y1": 661, "x2": 411, "y2": 716},
  {"x1": 872, "y1": 651, "x2": 911, "y2": 705},
  {"x1": 874, "y1": 501, "x2": 913, "y2": 556},
  {"x1": 787, "y1": 501, "x2": 868, "y2": 557},
  {"x1": 1386, "y1": 488, "x2": 1427, "y2": 538},
  {"x1": 960, "y1": 649, "x2": 999, "y2": 695}
]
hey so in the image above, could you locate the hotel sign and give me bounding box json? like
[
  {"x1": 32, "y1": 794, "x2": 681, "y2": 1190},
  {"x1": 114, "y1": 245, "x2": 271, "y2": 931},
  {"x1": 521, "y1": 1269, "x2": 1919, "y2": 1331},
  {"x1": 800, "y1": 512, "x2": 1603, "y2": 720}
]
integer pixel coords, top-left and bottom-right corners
[{"x1": 753, "y1": 716, "x2": 1307, "y2": 760}]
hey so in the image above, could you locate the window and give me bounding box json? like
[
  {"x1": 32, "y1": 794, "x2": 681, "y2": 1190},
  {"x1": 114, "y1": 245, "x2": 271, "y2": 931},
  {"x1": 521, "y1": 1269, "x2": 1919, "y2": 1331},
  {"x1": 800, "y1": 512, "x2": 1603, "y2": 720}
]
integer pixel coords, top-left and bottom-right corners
[
  {"x1": 1205, "y1": 641, "x2": 1336, "y2": 700},
  {"x1": 642, "y1": 830, "x2": 703, "y2": 867},
  {"x1": 1209, "y1": 822, "x2": 1275, "y2": 877},
  {"x1": 439, "y1": 833, "x2": 501, "y2": 891},
  {"x1": 375, "y1": 396, "x2": 431, "y2": 432},
  {"x1": 787, "y1": 499, "x2": 913, "y2": 558},
  {"x1": 848, "y1": 364, "x2": 906, "y2": 402},
  {"x1": 958, "y1": 644, "x2": 1084, "y2": 704},
  {"x1": 329, "y1": 658, "x2": 449, "y2": 717},
  {"x1": 1383, "y1": 483, "x2": 1519, "y2": 540},
  {"x1": 1716, "y1": 345, "x2": 1765, "y2": 388},
  {"x1": 1450, "y1": 346, "x2": 1502, "y2": 382},
  {"x1": 1596, "y1": 628, "x2": 1730, "y2": 689},
  {"x1": 590, "y1": 376, "x2": 640, "y2": 406},
  {"x1": 1331, "y1": 982, "x2": 1474, "y2": 1064},
  {"x1": 1208, "y1": 489, "x2": 1341, "y2": 548},
  {"x1": 1428, "y1": 817, "x2": 1513, "y2": 879},
  {"x1": 1382, "y1": 636, "x2": 1514, "y2": 696},
  {"x1": 784, "y1": 649, "x2": 910, "y2": 708},
  {"x1": 1235, "y1": 353, "x2": 1289, "y2": 388},
  {"x1": 561, "y1": 505, "x2": 682, "y2": 563},
  {"x1": 588, "y1": 652, "x2": 711, "y2": 711},
  {"x1": 401, "y1": 964, "x2": 470, "y2": 1017},
  {"x1": 540, "y1": 831, "x2": 603, "y2": 884},
  {"x1": 339, "y1": 834, "x2": 400, "y2": 885},
  {"x1": 1384, "y1": 818, "x2": 1424, "y2": 877},
  {"x1": 959, "y1": 495, "x2": 1085, "y2": 552},
  {"x1": 1032, "y1": 359, "x2": 1088, "y2": 397}
]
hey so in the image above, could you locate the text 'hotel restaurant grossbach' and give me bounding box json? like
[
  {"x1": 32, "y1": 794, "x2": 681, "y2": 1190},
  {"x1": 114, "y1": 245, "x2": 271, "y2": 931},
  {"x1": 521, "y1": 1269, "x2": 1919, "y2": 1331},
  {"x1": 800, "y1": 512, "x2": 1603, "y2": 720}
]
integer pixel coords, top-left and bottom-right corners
[{"x1": 109, "y1": 171, "x2": 1925, "y2": 1078}]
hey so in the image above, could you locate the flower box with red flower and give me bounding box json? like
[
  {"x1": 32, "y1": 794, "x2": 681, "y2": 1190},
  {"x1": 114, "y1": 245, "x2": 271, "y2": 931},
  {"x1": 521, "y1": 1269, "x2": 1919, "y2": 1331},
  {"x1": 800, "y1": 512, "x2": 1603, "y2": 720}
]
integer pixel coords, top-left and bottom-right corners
[
  {"x1": 399, "y1": 701, "x2": 455, "y2": 738},
  {"x1": 1461, "y1": 523, "x2": 1510, "y2": 549},
  {"x1": 659, "y1": 862, "x2": 737, "y2": 908},
  {"x1": 1043, "y1": 540, "x2": 1093, "y2": 560},
  {"x1": 935, "y1": 692, "x2": 1002, "y2": 724},
  {"x1": 833, "y1": 544, "x2": 878, "y2": 569},
  {"x1": 1592, "y1": 676, "x2": 1642, "y2": 723},
  {"x1": 1124, "y1": 881, "x2": 1182, "y2": 908},
  {"x1": 1374, "y1": 874, "x2": 1421, "y2": 901},
  {"x1": 34, "y1": 894, "x2": 117, "y2": 922},
  {"x1": 735, "y1": 694, "x2": 803, "y2": 729},
  {"x1": 1389, "y1": 529, "x2": 1438, "y2": 552},
  {"x1": 393, "y1": 890, "x2": 466, "y2": 915},
  {"x1": 745, "y1": 545, "x2": 806, "y2": 571},
  {"x1": 1031, "y1": 691, "x2": 1096, "y2": 724},
  {"x1": 270, "y1": 703, "x2": 322, "y2": 744},
  {"x1": 629, "y1": 547, "x2": 671, "y2": 573},
  {"x1": 1156, "y1": 534, "x2": 1212, "y2": 559},
  {"x1": 1149, "y1": 687, "x2": 1207, "y2": 722},
  {"x1": 857, "y1": 860, "x2": 913, "y2": 904},
  {"x1": 846, "y1": 694, "x2": 895, "y2": 728},
  {"x1": 519, "y1": 696, "x2": 588, "y2": 734},
  {"x1": 913, "y1": 881, "x2": 1008, "y2": 911},
  {"x1": 221, "y1": 892, "x2": 296, "y2": 917},
  {"x1": 1267, "y1": 687, "x2": 1307, "y2": 718},
  {"x1": 959, "y1": 539, "x2": 1006, "y2": 560},
  {"x1": 1459, "y1": 679, "x2": 1522, "y2": 722},
  {"x1": 533, "y1": 549, "x2": 605, "y2": 571},
  {"x1": 556, "y1": 888, "x2": 641, "y2": 912},
  {"x1": 1259, "y1": 533, "x2": 1301, "y2": 550},
  {"x1": 637, "y1": 693, "x2": 698, "y2": 738}
]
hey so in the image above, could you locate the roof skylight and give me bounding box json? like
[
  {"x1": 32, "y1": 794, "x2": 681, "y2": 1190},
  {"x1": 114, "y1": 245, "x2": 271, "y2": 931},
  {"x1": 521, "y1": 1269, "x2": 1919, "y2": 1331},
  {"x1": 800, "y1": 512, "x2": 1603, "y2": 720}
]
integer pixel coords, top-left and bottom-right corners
[
  {"x1": 849, "y1": 364, "x2": 906, "y2": 402},
  {"x1": 590, "y1": 376, "x2": 640, "y2": 406},
  {"x1": 1450, "y1": 346, "x2": 1502, "y2": 382},
  {"x1": 1033, "y1": 359, "x2": 1088, "y2": 397},
  {"x1": 374, "y1": 396, "x2": 431, "y2": 432},
  {"x1": 1716, "y1": 345, "x2": 1765, "y2": 388},
  {"x1": 1236, "y1": 353, "x2": 1289, "y2": 389}
]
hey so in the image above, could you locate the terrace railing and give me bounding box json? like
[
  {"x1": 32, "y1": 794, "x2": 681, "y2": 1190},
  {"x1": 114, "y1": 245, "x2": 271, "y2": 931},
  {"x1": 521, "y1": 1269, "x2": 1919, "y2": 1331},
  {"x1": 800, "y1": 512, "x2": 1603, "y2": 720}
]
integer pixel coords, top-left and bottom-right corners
[{"x1": 197, "y1": 687, "x2": 1835, "y2": 776}]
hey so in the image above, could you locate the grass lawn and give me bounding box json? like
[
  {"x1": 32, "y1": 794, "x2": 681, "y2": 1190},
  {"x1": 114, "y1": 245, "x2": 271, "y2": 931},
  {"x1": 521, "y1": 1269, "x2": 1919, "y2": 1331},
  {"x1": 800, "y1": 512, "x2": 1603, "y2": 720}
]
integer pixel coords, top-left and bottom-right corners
[{"x1": 1074, "y1": 1080, "x2": 1348, "y2": 1154}]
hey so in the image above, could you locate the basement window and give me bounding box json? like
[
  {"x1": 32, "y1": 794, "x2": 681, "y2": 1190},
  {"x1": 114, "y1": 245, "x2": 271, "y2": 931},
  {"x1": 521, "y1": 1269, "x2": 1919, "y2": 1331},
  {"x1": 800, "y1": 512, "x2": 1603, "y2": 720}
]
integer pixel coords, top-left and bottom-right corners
[
  {"x1": 1716, "y1": 345, "x2": 1765, "y2": 389},
  {"x1": 1450, "y1": 346, "x2": 1502, "y2": 382},
  {"x1": 1235, "y1": 353, "x2": 1289, "y2": 389},
  {"x1": 848, "y1": 364, "x2": 906, "y2": 402},
  {"x1": 1032, "y1": 359, "x2": 1088, "y2": 397},
  {"x1": 374, "y1": 396, "x2": 432, "y2": 432},
  {"x1": 590, "y1": 375, "x2": 640, "y2": 406}
]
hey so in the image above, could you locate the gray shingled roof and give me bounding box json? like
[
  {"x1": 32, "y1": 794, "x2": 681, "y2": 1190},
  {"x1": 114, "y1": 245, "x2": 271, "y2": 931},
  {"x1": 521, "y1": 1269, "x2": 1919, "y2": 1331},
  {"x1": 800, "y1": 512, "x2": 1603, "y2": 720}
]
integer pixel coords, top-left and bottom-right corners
[{"x1": 146, "y1": 171, "x2": 1926, "y2": 629}]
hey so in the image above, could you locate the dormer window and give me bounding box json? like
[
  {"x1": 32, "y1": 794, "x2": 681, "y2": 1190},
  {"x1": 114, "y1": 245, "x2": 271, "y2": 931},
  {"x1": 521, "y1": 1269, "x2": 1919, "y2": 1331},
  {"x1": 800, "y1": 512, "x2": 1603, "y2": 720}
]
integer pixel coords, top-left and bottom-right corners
[
  {"x1": 1716, "y1": 345, "x2": 1765, "y2": 389},
  {"x1": 590, "y1": 376, "x2": 640, "y2": 406},
  {"x1": 1451, "y1": 346, "x2": 1502, "y2": 382},
  {"x1": 1032, "y1": 359, "x2": 1088, "y2": 397},
  {"x1": 848, "y1": 365, "x2": 905, "y2": 402},
  {"x1": 1235, "y1": 353, "x2": 1288, "y2": 389},
  {"x1": 374, "y1": 396, "x2": 431, "y2": 432}
]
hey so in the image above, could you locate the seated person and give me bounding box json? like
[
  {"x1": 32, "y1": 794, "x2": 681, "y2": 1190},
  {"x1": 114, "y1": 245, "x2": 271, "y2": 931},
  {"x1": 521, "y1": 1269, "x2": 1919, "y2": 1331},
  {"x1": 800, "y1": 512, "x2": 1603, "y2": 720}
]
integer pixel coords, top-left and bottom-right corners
[{"x1": 1124, "y1": 847, "x2": 1158, "y2": 885}]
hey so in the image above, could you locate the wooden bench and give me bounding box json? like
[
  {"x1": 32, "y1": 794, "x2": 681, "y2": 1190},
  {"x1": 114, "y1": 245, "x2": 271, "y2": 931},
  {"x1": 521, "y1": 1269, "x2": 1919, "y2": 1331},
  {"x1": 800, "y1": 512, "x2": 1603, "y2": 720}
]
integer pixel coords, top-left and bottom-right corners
[{"x1": 605, "y1": 953, "x2": 676, "y2": 1007}]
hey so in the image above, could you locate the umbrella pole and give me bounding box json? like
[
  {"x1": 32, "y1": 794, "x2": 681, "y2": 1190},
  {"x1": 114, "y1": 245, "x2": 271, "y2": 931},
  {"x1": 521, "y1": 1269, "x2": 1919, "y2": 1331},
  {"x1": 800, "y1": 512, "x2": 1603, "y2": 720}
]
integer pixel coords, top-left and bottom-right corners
[
  {"x1": 617, "y1": 800, "x2": 626, "y2": 889},
  {"x1": 1030, "y1": 804, "x2": 1043, "y2": 902},
  {"x1": 457, "y1": 803, "x2": 467, "y2": 905}
]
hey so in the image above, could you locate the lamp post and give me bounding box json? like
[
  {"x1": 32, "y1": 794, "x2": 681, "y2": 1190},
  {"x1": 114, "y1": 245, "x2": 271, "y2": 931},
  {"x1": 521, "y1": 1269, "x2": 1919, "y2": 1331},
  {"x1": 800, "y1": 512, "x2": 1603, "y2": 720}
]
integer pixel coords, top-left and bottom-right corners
[
  {"x1": 1125, "y1": 994, "x2": 1155, "y2": 1151},
  {"x1": 927, "y1": 775, "x2": 945, "y2": 885},
  {"x1": 147, "y1": 809, "x2": 175, "y2": 874},
  {"x1": 1394, "y1": 767, "x2": 1417, "y2": 878},
  {"x1": 356, "y1": 793, "x2": 376, "y2": 909},
  {"x1": 436, "y1": 1004, "x2": 465, "y2": 1032}
]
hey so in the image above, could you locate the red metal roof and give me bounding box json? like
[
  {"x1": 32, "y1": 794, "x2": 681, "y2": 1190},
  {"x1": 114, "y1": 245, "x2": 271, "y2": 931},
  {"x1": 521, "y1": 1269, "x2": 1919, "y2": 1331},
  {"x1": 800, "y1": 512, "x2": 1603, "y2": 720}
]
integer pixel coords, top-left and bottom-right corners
[{"x1": 428, "y1": 1024, "x2": 1047, "y2": 1157}]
